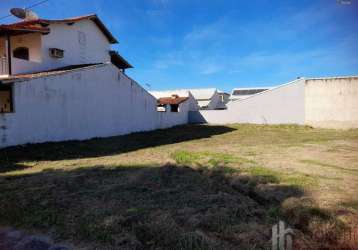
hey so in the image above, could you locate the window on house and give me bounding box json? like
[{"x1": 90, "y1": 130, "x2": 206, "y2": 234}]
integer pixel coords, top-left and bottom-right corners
[
  {"x1": 13, "y1": 47, "x2": 29, "y2": 60},
  {"x1": 157, "y1": 104, "x2": 166, "y2": 112},
  {"x1": 0, "y1": 85, "x2": 13, "y2": 113},
  {"x1": 170, "y1": 104, "x2": 179, "y2": 112}
]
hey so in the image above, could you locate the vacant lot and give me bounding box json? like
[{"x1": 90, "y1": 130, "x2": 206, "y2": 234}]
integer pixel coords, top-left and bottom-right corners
[{"x1": 0, "y1": 124, "x2": 357, "y2": 249}]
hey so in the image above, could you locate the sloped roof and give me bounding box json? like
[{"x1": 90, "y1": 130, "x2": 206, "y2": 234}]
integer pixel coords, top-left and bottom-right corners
[
  {"x1": 0, "y1": 63, "x2": 105, "y2": 83},
  {"x1": 0, "y1": 22, "x2": 50, "y2": 35},
  {"x1": 187, "y1": 88, "x2": 217, "y2": 100},
  {"x1": 109, "y1": 51, "x2": 133, "y2": 70},
  {"x1": 149, "y1": 90, "x2": 191, "y2": 99},
  {"x1": 0, "y1": 14, "x2": 118, "y2": 44}
]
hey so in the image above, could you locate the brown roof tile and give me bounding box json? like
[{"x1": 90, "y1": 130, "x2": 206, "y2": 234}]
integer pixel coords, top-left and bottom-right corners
[
  {"x1": 0, "y1": 14, "x2": 117, "y2": 44},
  {"x1": 158, "y1": 96, "x2": 189, "y2": 105},
  {"x1": 0, "y1": 23, "x2": 50, "y2": 35}
]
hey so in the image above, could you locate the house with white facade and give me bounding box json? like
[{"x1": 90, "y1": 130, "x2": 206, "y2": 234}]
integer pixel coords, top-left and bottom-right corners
[
  {"x1": 151, "y1": 88, "x2": 228, "y2": 110},
  {"x1": 189, "y1": 88, "x2": 228, "y2": 110},
  {"x1": 150, "y1": 90, "x2": 198, "y2": 111},
  {"x1": 0, "y1": 14, "x2": 191, "y2": 148},
  {"x1": 149, "y1": 90, "x2": 199, "y2": 126},
  {"x1": 217, "y1": 90, "x2": 230, "y2": 106}
]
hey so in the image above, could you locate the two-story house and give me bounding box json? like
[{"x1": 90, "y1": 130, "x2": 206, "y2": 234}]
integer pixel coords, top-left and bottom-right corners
[
  {"x1": 0, "y1": 14, "x2": 133, "y2": 76},
  {"x1": 0, "y1": 14, "x2": 190, "y2": 148}
]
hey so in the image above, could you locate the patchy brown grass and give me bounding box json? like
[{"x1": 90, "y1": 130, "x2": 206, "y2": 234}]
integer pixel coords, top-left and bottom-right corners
[{"x1": 0, "y1": 124, "x2": 357, "y2": 249}]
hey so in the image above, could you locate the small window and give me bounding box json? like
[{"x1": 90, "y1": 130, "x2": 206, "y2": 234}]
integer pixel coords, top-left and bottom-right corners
[
  {"x1": 0, "y1": 85, "x2": 13, "y2": 113},
  {"x1": 157, "y1": 104, "x2": 166, "y2": 112},
  {"x1": 13, "y1": 47, "x2": 29, "y2": 60},
  {"x1": 170, "y1": 104, "x2": 179, "y2": 112},
  {"x1": 49, "y1": 48, "x2": 64, "y2": 58}
]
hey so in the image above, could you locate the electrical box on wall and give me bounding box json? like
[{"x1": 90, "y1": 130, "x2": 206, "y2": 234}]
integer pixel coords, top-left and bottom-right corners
[{"x1": 49, "y1": 48, "x2": 64, "y2": 58}]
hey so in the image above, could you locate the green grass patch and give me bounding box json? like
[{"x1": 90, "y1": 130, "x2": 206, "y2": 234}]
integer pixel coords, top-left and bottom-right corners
[
  {"x1": 244, "y1": 166, "x2": 280, "y2": 184},
  {"x1": 171, "y1": 150, "x2": 252, "y2": 167},
  {"x1": 244, "y1": 166, "x2": 318, "y2": 187},
  {"x1": 171, "y1": 150, "x2": 201, "y2": 165}
]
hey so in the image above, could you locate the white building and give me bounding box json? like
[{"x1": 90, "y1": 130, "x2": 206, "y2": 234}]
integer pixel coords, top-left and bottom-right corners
[
  {"x1": 217, "y1": 90, "x2": 230, "y2": 106},
  {"x1": 190, "y1": 76, "x2": 358, "y2": 129},
  {"x1": 149, "y1": 90, "x2": 198, "y2": 112},
  {"x1": 0, "y1": 14, "x2": 191, "y2": 148},
  {"x1": 151, "y1": 88, "x2": 228, "y2": 110},
  {"x1": 189, "y1": 88, "x2": 227, "y2": 110},
  {"x1": 0, "y1": 14, "x2": 129, "y2": 76}
]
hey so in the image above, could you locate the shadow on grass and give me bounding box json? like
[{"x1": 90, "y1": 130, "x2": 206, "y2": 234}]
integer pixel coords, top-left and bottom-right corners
[
  {"x1": 0, "y1": 163, "x2": 307, "y2": 250},
  {"x1": 0, "y1": 124, "x2": 235, "y2": 173}
]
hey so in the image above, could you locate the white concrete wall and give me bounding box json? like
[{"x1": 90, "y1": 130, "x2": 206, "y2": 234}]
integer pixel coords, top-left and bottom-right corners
[
  {"x1": 187, "y1": 92, "x2": 200, "y2": 111},
  {"x1": 0, "y1": 64, "x2": 189, "y2": 148},
  {"x1": 157, "y1": 101, "x2": 190, "y2": 129},
  {"x1": 207, "y1": 92, "x2": 222, "y2": 110},
  {"x1": 40, "y1": 20, "x2": 111, "y2": 71},
  {"x1": 305, "y1": 77, "x2": 358, "y2": 129},
  {"x1": 190, "y1": 79, "x2": 305, "y2": 125},
  {"x1": 10, "y1": 33, "x2": 43, "y2": 75},
  {"x1": 9, "y1": 19, "x2": 111, "y2": 75},
  {"x1": 12, "y1": 58, "x2": 43, "y2": 75},
  {"x1": 11, "y1": 33, "x2": 42, "y2": 62}
]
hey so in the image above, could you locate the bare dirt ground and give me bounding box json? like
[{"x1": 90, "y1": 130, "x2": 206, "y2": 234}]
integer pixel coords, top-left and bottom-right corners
[{"x1": 0, "y1": 124, "x2": 357, "y2": 249}]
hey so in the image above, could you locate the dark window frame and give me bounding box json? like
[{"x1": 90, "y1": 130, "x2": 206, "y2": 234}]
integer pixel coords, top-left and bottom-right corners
[
  {"x1": 170, "y1": 104, "x2": 179, "y2": 112},
  {"x1": 13, "y1": 47, "x2": 30, "y2": 60},
  {"x1": 0, "y1": 84, "x2": 14, "y2": 113}
]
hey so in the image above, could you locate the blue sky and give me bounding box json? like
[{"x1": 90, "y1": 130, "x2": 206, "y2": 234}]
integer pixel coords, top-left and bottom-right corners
[{"x1": 1, "y1": 0, "x2": 357, "y2": 92}]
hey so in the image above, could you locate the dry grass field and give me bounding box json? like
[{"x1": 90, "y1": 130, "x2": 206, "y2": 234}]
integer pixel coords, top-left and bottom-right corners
[{"x1": 0, "y1": 124, "x2": 357, "y2": 249}]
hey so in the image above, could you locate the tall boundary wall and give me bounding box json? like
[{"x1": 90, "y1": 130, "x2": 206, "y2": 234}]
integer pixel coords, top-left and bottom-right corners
[
  {"x1": 190, "y1": 77, "x2": 358, "y2": 129},
  {"x1": 0, "y1": 64, "x2": 190, "y2": 148},
  {"x1": 190, "y1": 79, "x2": 306, "y2": 125}
]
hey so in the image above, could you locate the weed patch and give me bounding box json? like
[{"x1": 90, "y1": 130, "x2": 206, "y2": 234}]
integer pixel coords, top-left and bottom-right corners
[
  {"x1": 244, "y1": 166, "x2": 317, "y2": 188},
  {"x1": 171, "y1": 150, "x2": 253, "y2": 168}
]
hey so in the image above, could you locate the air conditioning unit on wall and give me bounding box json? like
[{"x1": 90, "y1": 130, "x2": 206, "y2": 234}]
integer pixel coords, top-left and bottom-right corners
[{"x1": 49, "y1": 48, "x2": 64, "y2": 58}]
